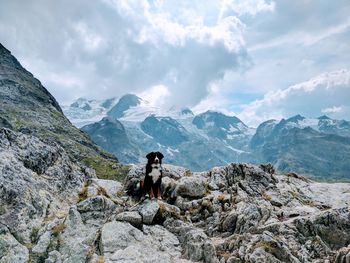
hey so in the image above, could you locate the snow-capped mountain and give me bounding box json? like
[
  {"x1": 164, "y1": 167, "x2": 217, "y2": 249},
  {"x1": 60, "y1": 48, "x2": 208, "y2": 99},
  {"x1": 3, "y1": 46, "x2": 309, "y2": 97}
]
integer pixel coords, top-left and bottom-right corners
[
  {"x1": 63, "y1": 94, "x2": 350, "y2": 178},
  {"x1": 62, "y1": 97, "x2": 119, "y2": 127},
  {"x1": 250, "y1": 115, "x2": 350, "y2": 179}
]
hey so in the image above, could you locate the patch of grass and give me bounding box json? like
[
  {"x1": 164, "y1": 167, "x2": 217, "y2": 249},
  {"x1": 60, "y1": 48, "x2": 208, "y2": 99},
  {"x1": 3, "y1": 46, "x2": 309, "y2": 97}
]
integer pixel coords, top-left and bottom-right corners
[
  {"x1": 218, "y1": 251, "x2": 231, "y2": 261},
  {"x1": 184, "y1": 170, "x2": 193, "y2": 177},
  {"x1": 253, "y1": 241, "x2": 276, "y2": 251},
  {"x1": 78, "y1": 184, "x2": 89, "y2": 202},
  {"x1": 30, "y1": 226, "x2": 40, "y2": 243},
  {"x1": 82, "y1": 157, "x2": 130, "y2": 181},
  {"x1": 97, "y1": 186, "x2": 108, "y2": 197},
  {"x1": 52, "y1": 223, "x2": 66, "y2": 237},
  {"x1": 262, "y1": 192, "x2": 272, "y2": 201},
  {"x1": 96, "y1": 256, "x2": 105, "y2": 263},
  {"x1": 0, "y1": 206, "x2": 6, "y2": 215}
]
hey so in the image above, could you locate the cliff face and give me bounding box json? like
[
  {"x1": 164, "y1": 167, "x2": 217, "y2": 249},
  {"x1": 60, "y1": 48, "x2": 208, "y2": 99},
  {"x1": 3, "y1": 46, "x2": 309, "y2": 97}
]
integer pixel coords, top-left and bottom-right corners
[{"x1": 0, "y1": 43, "x2": 119, "y2": 176}]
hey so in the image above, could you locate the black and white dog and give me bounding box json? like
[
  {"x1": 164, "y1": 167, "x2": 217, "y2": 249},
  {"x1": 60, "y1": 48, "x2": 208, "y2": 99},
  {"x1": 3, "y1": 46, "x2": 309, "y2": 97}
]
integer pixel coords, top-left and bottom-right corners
[{"x1": 141, "y1": 151, "x2": 164, "y2": 200}]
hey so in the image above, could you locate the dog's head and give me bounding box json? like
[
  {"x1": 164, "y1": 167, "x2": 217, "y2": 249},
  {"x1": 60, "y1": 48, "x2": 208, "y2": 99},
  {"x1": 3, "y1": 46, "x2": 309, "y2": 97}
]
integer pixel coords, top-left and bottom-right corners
[{"x1": 146, "y1": 151, "x2": 164, "y2": 167}]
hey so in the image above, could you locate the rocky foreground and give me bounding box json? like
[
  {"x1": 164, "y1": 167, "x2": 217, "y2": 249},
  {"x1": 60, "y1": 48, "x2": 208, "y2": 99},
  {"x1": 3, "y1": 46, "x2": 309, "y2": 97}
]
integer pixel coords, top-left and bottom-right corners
[{"x1": 1, "y1": 128, "x2": 350, "y2": 263}]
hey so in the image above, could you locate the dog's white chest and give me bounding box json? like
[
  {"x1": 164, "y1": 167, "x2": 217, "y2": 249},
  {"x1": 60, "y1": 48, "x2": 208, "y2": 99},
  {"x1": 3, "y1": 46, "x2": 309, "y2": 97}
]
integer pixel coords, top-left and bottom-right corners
[{"x1": 149, "y1": 168, "x2": 161, "y2": 183}]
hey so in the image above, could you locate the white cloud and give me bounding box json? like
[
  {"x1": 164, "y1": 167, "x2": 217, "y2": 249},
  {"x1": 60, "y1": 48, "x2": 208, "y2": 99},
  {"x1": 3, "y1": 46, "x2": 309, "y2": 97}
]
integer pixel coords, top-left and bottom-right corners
[
  {"x1": 321, "y1": 106, "x2": 343, "y2": 114},
  {"x1": 249, "y1": 18, "x2": 350, "y2": 51},
  {"x1": 238, "y1": 69, "x2": 350, "y2": 126},
  {"x1": 219, "y1": 0, "x2": 275, "y2": 18},
  {"x1": 138, "y1": 84, "x2": 171, "y2": 107}
]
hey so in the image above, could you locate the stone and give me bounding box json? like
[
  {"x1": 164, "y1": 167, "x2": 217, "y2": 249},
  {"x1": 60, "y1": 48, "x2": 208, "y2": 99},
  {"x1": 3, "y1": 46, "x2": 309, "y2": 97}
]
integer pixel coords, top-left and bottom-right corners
[
  {"x1": 174, "y1": 175, "x2": 208, "y2": 198},
  {"x1": 0, "y1": 224, "x2": 29, "y2": 263},
  {"x1": 115, "y1": 211, "x2": 143, "y2": 229},
  {"x1": 101, "y1": 221, "x2": 183, "y2": 262},
  {"x1": 138, "y1": 199, "x2": 160, "y2": 224},
  {"x1": 89, "y1": 178, "x2": 123, "y2": 198}
]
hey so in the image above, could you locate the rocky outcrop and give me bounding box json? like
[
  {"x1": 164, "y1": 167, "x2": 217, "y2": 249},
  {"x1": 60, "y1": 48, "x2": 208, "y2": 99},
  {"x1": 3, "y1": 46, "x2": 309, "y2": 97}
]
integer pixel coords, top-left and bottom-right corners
[
  {"x1": 1, "y1": 126, "x2": 350, "y2": 262},
  {"x1": 0, "y1": 43, "x2": 119, "y2": 178}
]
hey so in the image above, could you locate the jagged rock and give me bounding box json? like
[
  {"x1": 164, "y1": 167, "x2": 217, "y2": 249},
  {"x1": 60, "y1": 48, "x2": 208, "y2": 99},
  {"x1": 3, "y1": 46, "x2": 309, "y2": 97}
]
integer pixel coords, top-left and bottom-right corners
[
  {"x1": 0, "y1": 128, "x2": 86, "y2": 243},
  {"x1": 115, "y1": 211, "x2": 143, "y2": 229},
  {"x1": 0, "y1": 224, "x2": 29, "y2": 263},
  {"x1": 138, "y1": 199, "x2": 160, "y2": 224},
  {"x1": 182, "y1": 228, "x2": 219, "y2": 263},
  {"x1": 58, "y1": 206, "x2": 99, "y2": 263}
]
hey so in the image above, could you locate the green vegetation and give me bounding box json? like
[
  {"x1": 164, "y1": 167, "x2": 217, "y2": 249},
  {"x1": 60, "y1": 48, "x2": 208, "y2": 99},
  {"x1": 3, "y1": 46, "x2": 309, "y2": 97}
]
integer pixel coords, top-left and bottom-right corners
[{"x1": 82, "y1": 156, "x2": 130, "y2": 181}]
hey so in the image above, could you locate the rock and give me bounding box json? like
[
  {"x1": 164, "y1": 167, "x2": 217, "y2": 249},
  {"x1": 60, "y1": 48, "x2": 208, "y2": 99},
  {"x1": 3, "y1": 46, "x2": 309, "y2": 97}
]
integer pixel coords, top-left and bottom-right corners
[
  {"x1": 0, "y1": 224, "x2": 29, "y2": 263},
  {"x1": 45, "y1": 251, "x2": 62, "y2": 263},
  {"x1": 101, "y1": 221, "x2": 183, "y2": 262},
  {"x1": 138, "y1": 200, "x2": 160, "y2": 224},
  {"x1": 209, "y1": 167, "x2": 228, "y2": 190},
  {"x1": 89, "y1": 178, "x2": 123, "y2": 198},
  {"x1": 182, "y1": 228, "x2": 219, "y2": 263},
  {"x1": 157, "y1": 201, "x2": 181, "y2": 221},
  {"x1": 115, "y1": 211, "x2": 143, "y2": 229},
  {"x1": 58, "y1": 206, "x2": 99, "y2": 263},
  {"x1": 174, "y1": 175, "x2": 208, "y2": 198},
  {"x1": 334, "y1": 245, "x2": 350, "y2": 263},
  {"x1": 0, "y1": 128, "x2": 86, "y2": 243}
]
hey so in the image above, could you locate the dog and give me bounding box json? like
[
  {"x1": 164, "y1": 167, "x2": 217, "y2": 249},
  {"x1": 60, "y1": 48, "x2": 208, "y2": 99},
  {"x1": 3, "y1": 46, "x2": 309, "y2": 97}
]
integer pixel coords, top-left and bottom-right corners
[{"x1": 141, "y1": 151, "x2": 164, "y2": 200}]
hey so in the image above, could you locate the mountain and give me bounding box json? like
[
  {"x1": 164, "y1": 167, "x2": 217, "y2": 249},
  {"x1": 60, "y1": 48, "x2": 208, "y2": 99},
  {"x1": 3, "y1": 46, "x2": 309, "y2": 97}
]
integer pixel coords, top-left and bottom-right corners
[
  {"x1": 1, "y1": 43, "x2": 350, "y2": 262},
  {"x1": 251, "y1": 115, "x2": 350, "y2": 179},
  {"x1": 0, "y1": 43, "x2": 123, "y2": 179},
  {"x1": 81, "y1": 117, "x2": 140, "y2": 163},
  {"x1": 141, "y1": 116, "x2": 189, "y2": 146},
  {"x1": 107, "y1": 93, "x2": 143, "y2": 119},
  {"x1": 193, "y1": 111, "x2": 253, "y2": 148},
  {"x1": 82, "y1": 110, "x2": 253, "y2": 171},
  {"x1": 62, "y1": 97, "x2": 118, "y2": 127}
]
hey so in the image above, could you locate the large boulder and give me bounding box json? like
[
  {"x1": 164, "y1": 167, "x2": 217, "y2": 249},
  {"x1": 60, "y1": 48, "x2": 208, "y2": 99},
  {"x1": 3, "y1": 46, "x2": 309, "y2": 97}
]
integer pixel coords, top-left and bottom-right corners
[{"x1": 101, "y1": 221, "x2": 183, "y2": 262}]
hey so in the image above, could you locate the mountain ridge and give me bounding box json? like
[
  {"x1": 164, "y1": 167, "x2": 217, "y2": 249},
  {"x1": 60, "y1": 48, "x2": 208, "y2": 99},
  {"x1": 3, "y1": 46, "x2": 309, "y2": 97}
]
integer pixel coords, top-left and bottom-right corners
[{"x1": 63, "y1": 94, "x2": 350, "y2": 179}]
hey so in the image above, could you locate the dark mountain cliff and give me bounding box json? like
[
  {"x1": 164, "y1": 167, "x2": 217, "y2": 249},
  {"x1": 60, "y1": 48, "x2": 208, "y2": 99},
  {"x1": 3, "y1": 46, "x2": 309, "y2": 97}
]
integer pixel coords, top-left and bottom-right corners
[{"x1": 0, "y1": 43, "x2": 122, "y2": 178}]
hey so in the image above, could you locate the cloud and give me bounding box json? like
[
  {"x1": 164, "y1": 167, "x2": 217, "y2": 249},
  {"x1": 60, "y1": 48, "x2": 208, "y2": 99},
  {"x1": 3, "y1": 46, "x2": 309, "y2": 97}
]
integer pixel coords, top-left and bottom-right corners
[
  {"x1": 138, "y1": 84, "x2": 170, "y2": 107},
  {"x1": 219, "y1": 0, "x2": 275, "y2": 18},
  {"x1": 321, "y1": 106, "x2": 343, "y2": 114},
  {"x1": 238, "y1": 69, "x2": 350, "y2": 126},
  {"x1": 0, "y1": 0, "x2": 276, "y2": 107}
]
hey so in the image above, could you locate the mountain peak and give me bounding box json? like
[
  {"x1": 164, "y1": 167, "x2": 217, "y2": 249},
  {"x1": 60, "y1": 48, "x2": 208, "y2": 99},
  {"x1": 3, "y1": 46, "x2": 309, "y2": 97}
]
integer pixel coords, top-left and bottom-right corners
[
  {"x1": 107, "y1": 94, "x2": 142, "y2": 119},
  {"x1": 286, "y1": 114, "x2": 305, "y2": 123},
  {"x1": 318, "y1": 115, "x2": 331, "y2": 120}
]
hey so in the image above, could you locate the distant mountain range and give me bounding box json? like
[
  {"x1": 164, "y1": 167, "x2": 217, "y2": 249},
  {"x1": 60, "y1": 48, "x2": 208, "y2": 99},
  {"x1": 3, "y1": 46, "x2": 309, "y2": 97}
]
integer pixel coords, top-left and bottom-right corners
[{"x1": 63, "y1": 94, "x2": 350, "y2": 179}]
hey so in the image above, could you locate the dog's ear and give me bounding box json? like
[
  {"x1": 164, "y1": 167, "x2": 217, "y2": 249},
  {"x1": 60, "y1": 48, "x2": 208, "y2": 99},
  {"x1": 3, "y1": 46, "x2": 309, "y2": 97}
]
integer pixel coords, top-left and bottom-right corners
[
  {"x1": 157, "y1": 152, "x2": 164, "y2": 159},
  {"x1": 146, "y1": 152, "x2": 154, "y2": 159}
]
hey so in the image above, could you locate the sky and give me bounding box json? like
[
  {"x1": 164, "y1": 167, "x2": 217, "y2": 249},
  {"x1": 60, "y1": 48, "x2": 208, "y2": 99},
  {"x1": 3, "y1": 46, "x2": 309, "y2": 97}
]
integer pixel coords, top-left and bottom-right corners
[{"x1": 0, "y1": 0, "x2": 349, "y2": 126}]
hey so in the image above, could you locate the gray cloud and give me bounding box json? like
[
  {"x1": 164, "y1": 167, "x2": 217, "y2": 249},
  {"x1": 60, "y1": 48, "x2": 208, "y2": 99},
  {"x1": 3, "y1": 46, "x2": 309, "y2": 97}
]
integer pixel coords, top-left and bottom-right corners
[{"x1": 0, "y1": 0, "x2": 251, "y2": 107}]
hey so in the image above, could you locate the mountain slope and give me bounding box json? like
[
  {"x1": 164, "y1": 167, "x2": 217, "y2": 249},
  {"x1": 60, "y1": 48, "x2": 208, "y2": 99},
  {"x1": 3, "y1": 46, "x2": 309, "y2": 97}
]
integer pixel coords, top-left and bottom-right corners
[
  {"x1": 251, "y1": 116, "x2": 350, "y2": 179},
  {"x1": 0, "y1": 43, "x2": 123, "y2": 178},
  {"x1": 81, "y1": 117, "x2": 140, "y2": 163}
]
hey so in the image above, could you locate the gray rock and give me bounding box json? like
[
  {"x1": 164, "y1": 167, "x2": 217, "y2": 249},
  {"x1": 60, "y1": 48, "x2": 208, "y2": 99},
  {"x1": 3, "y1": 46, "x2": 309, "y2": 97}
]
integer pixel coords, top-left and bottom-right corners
[
  {"x1": 138, "y1": 200, "x2": 160, "y2": 224},
  {"x1": 115, "y1": 211, "x2": 143, "y2": 229},
  {"x1": 174, "y1": 175, "x2": 208, "y2": 198},
  {"x1": 89, "y1": 178, "x2": 123, "y2": 198},
  {"x1": 58, "y1": 206, "x2": 99, "y2": 263},
  {"x1": 0, "y1": 128, "x2": 86, "y2": 243},
  {"x1": 0, "y1": 224, "x2": 29, "y2": 263},
  {"x1": 101, "y1": 221, "x2": 183, "y2": 262},
  {"x1": 182, "y1": 228, "x2": 219, "y2": 263}
]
